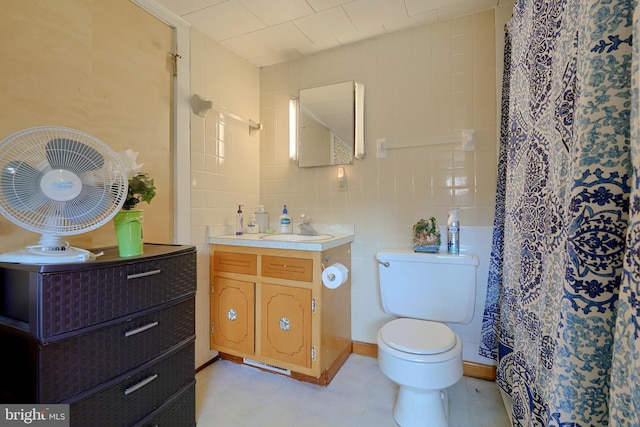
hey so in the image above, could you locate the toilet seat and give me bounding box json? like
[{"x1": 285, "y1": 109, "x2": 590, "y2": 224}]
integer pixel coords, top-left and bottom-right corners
[{"x1": 380, "y1": 318, "x2": 456, "y2": 355}]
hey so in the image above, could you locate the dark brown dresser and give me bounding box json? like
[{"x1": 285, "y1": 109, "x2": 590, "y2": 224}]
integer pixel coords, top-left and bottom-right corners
[{"x1": 0, "y1": 243, "x2": 197, "y2": 427}]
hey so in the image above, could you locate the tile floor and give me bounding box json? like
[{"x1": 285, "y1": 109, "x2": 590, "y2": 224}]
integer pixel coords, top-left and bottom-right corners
[{"x1": 195, "y1": 354, "x2": 511, "y2": 427}]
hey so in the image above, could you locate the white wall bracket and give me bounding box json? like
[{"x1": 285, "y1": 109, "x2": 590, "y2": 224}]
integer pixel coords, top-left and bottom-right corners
[
  {"x1": 191, "y1": 94, "x2": 262, "y2": 135},
  {"x1": 376, "y1": 129, "x2": 476, "y2": 158}
]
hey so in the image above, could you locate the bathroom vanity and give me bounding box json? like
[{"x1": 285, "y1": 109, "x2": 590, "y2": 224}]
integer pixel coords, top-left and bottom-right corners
[{"x1": 208, "y1": 233, "x2": 353, "y2": 385}]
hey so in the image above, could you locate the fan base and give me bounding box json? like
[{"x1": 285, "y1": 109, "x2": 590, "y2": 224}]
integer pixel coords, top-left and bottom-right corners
[{"x1": 0, "y1": 246, "x2": 98, "y2": 264}]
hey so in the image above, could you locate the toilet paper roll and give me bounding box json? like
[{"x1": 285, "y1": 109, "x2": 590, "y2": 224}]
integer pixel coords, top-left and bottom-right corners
[{"x1": 322, "y1": 263, "x2": 349, "y2": 289}]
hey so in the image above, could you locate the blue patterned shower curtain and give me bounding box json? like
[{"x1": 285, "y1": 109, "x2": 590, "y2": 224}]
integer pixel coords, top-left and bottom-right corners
[{"x1": 480, "y1": 0, "x2": 640, "y2": 426}]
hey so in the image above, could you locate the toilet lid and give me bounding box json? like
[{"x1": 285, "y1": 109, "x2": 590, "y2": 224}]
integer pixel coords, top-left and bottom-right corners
[{"x1": 380, "y1": 318, "x2": 457, "y2": 355}]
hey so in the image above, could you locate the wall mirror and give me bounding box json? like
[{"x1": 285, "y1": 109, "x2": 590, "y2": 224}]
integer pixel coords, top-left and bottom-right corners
[{"x1": 294, "y1": 81, "x2": 364, "y2": 167}]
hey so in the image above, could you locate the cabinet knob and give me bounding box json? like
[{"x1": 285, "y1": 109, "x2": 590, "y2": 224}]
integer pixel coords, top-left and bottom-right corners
[
  {"x1": 227, "y1": 308, "x2": 237, "y2": 321},
  {"x1": 279, "y1": 317, "x2": 291, "y2": 331}
]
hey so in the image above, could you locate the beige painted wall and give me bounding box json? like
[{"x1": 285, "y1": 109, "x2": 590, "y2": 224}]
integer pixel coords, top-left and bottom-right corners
[
  {"x1": 260, "y1": 9, "x2": 502, "y2": 349},
  {"x1": 0, "y1": 0, "x2": 173, "y2": 252}
]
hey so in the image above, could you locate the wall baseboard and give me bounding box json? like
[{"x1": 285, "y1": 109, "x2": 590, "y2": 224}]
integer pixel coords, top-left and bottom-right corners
[
  {"x1": 352, "y1": 340, "x2": 378, "y2": 357},
  {"x1": 198, "y1": 341, "x2": 497, "y2": 382},
  {"x1": 463, "y1": 361, "x2": 497, "y2": 381},
  {"x1": 195, "y1": 355, "x2": 219, "y2": 374},
  {"x1": 351, "y1": 341, "x2": 497, "y2": 381}
]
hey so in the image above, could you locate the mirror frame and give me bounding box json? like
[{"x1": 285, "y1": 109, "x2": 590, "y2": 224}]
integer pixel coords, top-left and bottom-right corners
[{"x1": 292, "y1": 81, "x2": 365, "y2": 167}]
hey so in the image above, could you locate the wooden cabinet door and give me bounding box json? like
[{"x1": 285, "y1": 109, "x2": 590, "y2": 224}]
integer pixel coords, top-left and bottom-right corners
[
  {"x1": 260, "y1": 283, "x2": 312, "y2": 368},
  {"x1": 211, "y1": 277, "x2": 254, "y2": 354}
]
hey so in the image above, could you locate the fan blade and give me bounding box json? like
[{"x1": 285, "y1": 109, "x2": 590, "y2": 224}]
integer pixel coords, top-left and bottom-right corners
[
  {"x1": 1, "y1": 161, "x2": 47, "y2": 211},
  {"x1": 46, "y1": 138, "x2": 105, "y2": 173},
  {"x1": 63, "y1": 185, "x2": 111, "y2": 223}
]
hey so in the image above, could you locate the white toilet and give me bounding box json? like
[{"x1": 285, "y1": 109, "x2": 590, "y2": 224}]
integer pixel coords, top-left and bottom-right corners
[{"x1": 376, "y1": 249, "x2": 478, "y2": 427}]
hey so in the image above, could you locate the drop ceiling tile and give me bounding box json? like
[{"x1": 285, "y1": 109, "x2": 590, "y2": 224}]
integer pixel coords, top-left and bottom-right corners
[
  {"x1": 343, "y1": 0, "x2": 437, "y2": 36},
  {"x1": 156, "y1": 0, "x2": 505, "y2": 66},
  {"x1": 153, "y1": 0, "x2": 226, "y2": 16},
  {"x1": 220, "y1": 34, "x2": 272, "y2": 59},
  {"x1": 239, "y1": 0, "x2": 314, "y2": 26},
  {"x1": 184, "y1": 0, "x2": 266, "y2": 40},
  {"x1": 294, "y1": 7, "x2": 356, "y2": 43},
  {"x1": 252, "y1": 22, "x2": 313, "y2": 52},
  {"x1": 405, "y1": 0, "x2": 460, "y2": 16},
  {"x1": 305, "y1": 0, "x2": 353, "y2": 12},
  {"x1": 341, "y1": 0, "x2": 391, "y2": 34}
]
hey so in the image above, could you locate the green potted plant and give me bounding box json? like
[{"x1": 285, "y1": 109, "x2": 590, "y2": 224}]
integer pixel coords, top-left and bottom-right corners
[
  {"x1": 114, "y1": 150, "x2": 156, "y2": 257},
  {"x1": 123, "y1": 172, "x2": 156, "y2": 210},
  {"x1": 412, "y1": 217, "x2": 441, "y2": 252}
]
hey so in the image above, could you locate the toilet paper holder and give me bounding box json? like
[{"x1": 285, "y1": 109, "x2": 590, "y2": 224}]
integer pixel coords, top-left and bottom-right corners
[
  {"x1": 321, "y1": 259, "x2": 336, "y2": 280},
  {"x1": 321, "y1": 262, "x2": 349, "y2": 289},
  {"x1": 321, "y1": 255, "x2": 331, "y2": 272}
]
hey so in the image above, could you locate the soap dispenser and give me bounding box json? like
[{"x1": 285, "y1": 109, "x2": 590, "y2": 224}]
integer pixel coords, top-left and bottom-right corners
[
  {"x1": 279, "y1": 205, "x2": 293, "y2": 234},
  {"x1": 236, "y1": 205, "x2": 244, "y2": 235},
  {"x1": 447, "y1": 208, "x2": 460, "y2": 254}
]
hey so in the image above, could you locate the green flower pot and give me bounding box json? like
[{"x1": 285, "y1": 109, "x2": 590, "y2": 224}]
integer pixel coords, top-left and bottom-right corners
[{"x1": 114, "y1": 209, "x2": 144, "y2": 257}]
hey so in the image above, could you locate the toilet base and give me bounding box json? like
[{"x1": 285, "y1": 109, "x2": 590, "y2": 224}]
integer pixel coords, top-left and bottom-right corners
[{"x1": 394, "y1": 385, "x2": 449, "y2": 427}]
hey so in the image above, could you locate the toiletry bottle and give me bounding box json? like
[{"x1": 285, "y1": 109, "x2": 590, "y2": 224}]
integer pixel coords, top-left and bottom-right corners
[
  {"x1": 236, "y1": 205, "x2": 244, "y2": 235},
  {"x1": 247, "y1": 212, "x2": 258, "y2": 234},
  {"x1": 255, "y1": 205, "x2": 269, "y2": 233},
  {"x1": 279, "y1": 205, "x2": 293, "y2": 234},
  {"x1": 447, "y1": 208, "x2": 460, "y2": 254}
]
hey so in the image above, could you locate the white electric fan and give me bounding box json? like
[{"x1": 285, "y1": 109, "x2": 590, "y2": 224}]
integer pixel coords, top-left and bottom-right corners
[{"x1": 0, "y1": 126, "x2": 128, "y2": 263}]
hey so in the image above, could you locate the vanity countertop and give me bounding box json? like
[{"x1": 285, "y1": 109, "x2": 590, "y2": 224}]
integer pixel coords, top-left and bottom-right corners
[{"x1": 208, "y1": 232, "x2": 354, "y2": 251}]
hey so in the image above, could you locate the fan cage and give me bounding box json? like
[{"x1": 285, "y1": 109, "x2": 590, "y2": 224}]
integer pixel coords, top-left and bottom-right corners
[{"x1": 0, "y1": 126, "x2": 128, "y2": 236}]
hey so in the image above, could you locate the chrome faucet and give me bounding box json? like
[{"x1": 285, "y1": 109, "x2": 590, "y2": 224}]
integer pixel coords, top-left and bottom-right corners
[{"x1": 298, "y1": 214, "x2": 318, "y2": 235}]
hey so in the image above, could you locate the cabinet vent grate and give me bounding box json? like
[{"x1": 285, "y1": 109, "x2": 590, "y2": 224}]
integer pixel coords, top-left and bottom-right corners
[{"x1": 243, "y1": 358, "x2": 291, "y2": 375}]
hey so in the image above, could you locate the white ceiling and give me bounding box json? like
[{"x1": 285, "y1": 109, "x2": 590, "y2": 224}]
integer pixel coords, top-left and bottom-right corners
[{"x1": 152, "y1": 0, "x2": 509, "y2": 67}]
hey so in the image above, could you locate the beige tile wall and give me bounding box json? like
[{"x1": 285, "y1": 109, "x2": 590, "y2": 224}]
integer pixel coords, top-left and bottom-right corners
[
  {"x1": 259, "y1": 9, "x2": 500, "y2": 347},
  {"x1": 189, "y1": 29, "x2": 261, "y2": 367},
  {"x1": 3, "y1": 1, "x2": 509, "y2": 368}
]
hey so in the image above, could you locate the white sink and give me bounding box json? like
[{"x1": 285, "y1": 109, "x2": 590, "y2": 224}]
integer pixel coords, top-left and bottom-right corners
[{"x1": 260, "y1": 234, "x2": 334, "y2": 242}]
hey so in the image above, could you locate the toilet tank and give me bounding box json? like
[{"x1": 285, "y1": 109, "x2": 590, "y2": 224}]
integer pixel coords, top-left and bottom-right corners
[{"x1": 376, "y1": 250, "x2": 479, "y2": 324}]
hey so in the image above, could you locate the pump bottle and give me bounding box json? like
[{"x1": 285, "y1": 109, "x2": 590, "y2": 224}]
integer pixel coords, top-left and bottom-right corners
[
  {"x1": 279, "y1": 205, "x2": 292, "y2": 234},
  {"x1": 447, "y1": 208, "x2": 460, "y2": 254},
  {"x1": 236, "y1": 205, "x2": 244, "y2": 235}
]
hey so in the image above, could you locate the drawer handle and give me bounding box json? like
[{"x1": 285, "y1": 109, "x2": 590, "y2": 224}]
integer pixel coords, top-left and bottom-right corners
[
  {"x1": 124, "y1": 374, "x2": 159, "y2": 395},
  {"x1": 124, "y1": 321, "x2": 159, "y2": 337},
  {"x1": 127, "y1": 269, "x2": 162, "y2": 279}
]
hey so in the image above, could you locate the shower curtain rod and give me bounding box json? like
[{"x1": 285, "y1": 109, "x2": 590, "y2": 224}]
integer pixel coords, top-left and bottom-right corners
[
  {"x1": 376, "y1": 129, "x2": 475, "y2": 158},
  {"x1": 191, "y1": 94, "x2": 262, "y2": 135}
]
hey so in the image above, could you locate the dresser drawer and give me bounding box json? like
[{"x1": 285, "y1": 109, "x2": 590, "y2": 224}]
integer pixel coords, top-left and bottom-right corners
[
  {"x1": 68, "y1": 341, "x2": 194, "y2": 427},
  {"x1": 261, "y1": 255, "x2": 313, "y2": 282},
  {"x1": 38, "y1": 250, "x2": 196, "y2": 338},
  {"x1": 38, "y1": 298, "x2": 195, "y2": 403},
  {"x1": 213, "y1": 251, "x2": 257, "y2": 275},
  {"x1": 133, "y1": 381, "x2": 196, "y2": 427}
]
